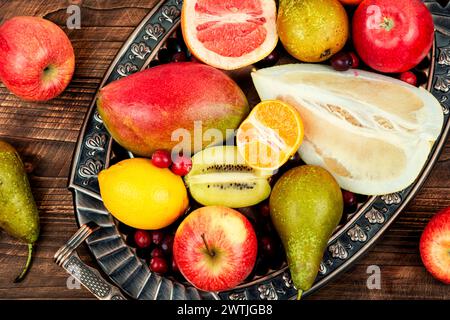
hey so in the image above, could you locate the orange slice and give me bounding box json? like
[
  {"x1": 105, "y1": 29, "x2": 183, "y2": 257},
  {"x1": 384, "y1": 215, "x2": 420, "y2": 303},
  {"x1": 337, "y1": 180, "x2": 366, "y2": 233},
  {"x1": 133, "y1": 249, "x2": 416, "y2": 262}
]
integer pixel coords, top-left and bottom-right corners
[
  {"x1": 181, "y1": 0, "x2": 278, "y2": 70},
  {"x1": 237, "y1": 100, "x2": 304, "y2": 171}
]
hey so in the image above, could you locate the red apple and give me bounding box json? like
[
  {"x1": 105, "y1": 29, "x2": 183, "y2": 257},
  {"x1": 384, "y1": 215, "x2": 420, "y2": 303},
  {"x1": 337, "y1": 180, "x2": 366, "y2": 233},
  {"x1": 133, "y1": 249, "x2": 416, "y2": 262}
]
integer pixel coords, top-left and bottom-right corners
[
  {"x1": 420, "y1": 207, "x2": 450, "y2": 284},
  {"x1": 173, "y1": 206, "x2": 257, "y2": 292},
  {"x1": 0, "y1": 16, "x2": 75, "y2": 101},
  {"x1": 352, "y1": 0, "x2": 434, "y2": 73}
]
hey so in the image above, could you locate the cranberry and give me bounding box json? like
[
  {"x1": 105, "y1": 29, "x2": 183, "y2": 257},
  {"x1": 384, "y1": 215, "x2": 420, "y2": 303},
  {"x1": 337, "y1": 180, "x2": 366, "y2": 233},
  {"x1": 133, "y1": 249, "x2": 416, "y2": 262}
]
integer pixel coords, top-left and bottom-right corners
[
  {"x1": 151, "y1": 150, "x2": 172, "y2": 168},
  {"x1": 260, "y1": 236, "x2": 276, "y2": 258},
  {"x1": 171, "y1": 155, "x2": 192, "y2": 176},
  {"x1": 151, "y1": 247, "x2": 164, "y2": 258},
  {"x1": 260, "y1": 203, "x2": 270, "y2": 217},
  {"x1": 255, "y1": 50, "x2": 280, "y2": 68},
  {"x1": 171, "y1": 257, "x2": 179, "y2": 273},
  {"x1": 399, "y1": 71, "x2": 418, "y2": 86},
  {"x1": 151, "y1": 230, "x2": 165, "y2": 246},
  {"x1": 331, "y1": 52, "x2": 353, "y2": 71},
  {"x1": 172, "y1": 51, "x2": 188, "y2": 63},
  {"x1": 150, "y1": 257, "x2": 168, "y2": 274},
  {"x1": 342, "y1": 190, "x2": 358, "y2": 213},
  {"x1": 134, "y1": 230, "x2": 152, "y2": 249},
  {"x1": 161, "y1": 234, "x2": 175, "y2": 254},
  {"x1": 349, "y1": 52, "x2": 360, "y2": 69}
]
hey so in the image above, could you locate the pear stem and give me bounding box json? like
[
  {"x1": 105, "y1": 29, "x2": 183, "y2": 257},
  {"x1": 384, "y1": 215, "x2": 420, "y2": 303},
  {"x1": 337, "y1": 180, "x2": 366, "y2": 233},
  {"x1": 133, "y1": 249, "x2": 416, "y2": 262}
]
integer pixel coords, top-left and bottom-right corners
[
  {"x1": 201, "y1": 234, "x2": 215, "y2": 257},
  {"x1": 14, "y1": 243, "x2": 34, "y2": 283},
  {"x1": 296, "y1": 290, "x2": 303, "y2": 301}
]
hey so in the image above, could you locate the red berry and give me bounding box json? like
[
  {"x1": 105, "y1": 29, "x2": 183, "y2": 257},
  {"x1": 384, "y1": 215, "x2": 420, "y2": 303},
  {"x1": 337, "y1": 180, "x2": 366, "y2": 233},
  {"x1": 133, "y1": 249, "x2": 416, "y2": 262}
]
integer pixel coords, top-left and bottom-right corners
[
  {"x1": 255, "y1": 50, "x2": 280, "y2": 68},
  {"x1": 331, "y1": 52, "x2": 353, "y2": 71},
  {"x1": 134, "y1": 230, "x2": 151, "y2": 249},
  {"x1": 172, "y1": 51, "x2": 188, "y2": 63},
  {"x1": 260, "y1": 203, "x2": 270, "y2": 217},
  {"x1": 151, "y1": 247, "x2": 164, "y2": 258},
  {"x1": 171, "y1": 155, "x2": 192, "y2": 176},
  {"x1": 151, "y1": 150, "x2": 172, "y2": 168},
  {"x1": 342, "y1": 190, "x2": 358, "y2": 212},
  {"x1": 399, "y1": 71, "x2": 418, "y2": 86},
  {"x1": 161, "y1": 234, "x2": 174, "y2": 254},
  {"x1": 349, "y1": 52, "x2": 360, "y2": 69},
  {"x1": 171, "y1": 257, "x2": 179, "y2": 273},
  {"x1": 260, "y1": 237, "x2": 276, "y2": 257},
  {"x1": 150, "y1": 257, "x2": 168, "y2": 274},
  {"x1": 151, "y1": 230, "x2": 165, "y2": 245}
]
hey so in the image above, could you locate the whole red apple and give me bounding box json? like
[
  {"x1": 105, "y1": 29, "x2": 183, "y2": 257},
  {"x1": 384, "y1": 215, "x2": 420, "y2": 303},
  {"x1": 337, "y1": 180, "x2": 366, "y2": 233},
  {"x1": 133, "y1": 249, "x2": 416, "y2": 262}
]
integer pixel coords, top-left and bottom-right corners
[
  {"x1": 420, "y1": 207, "x2": 450, "y2": 284},
  {"x1": 0, "y1": 17, "x2": 75, "y2": 101},
  {"x1": 353, "y1": 0, "x2": 434, "y2": 73},
  {"x1": 173, "y1": 206, "x2": 257, "y2": 292}
]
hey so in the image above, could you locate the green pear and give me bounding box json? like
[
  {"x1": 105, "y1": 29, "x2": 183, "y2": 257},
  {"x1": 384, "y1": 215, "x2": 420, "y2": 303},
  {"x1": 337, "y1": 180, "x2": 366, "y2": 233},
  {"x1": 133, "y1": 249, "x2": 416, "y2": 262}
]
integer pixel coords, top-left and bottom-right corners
[
  {"x1": 0, "y1": 140, "x2": 39, "y2": 282},
  {"x1": 270, "y1": 165, "x2": 343, "y2": 298}
]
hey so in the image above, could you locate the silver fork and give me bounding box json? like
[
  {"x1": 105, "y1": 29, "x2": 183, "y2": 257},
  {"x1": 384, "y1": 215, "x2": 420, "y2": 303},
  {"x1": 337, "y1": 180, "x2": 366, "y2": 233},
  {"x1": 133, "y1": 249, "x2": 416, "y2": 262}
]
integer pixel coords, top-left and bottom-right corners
[{"x1": 54, "y1": 222, "x2": 127, "y2": 300}]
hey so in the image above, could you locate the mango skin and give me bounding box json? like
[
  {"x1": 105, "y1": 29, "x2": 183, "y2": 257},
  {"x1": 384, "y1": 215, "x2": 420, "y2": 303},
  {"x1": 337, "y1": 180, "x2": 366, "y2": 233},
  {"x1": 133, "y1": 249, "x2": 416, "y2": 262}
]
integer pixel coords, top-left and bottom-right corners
[
  {"x1": 0, "y1": 141, "x2": 39, "y2": 244},
  {"x1": 97, "y1": 62, "x2": 250, "y2": 157},
  {"x1": 269, "y1": 165, "x2": 343, "y2": 293}
]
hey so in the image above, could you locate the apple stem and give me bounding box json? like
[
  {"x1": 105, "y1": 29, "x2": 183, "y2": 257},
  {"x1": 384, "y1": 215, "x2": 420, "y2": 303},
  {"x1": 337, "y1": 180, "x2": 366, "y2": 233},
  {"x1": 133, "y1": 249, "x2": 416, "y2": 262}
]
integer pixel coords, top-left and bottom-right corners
[
  {"x1": 381, "y1": 17, "x2": 395, "y2": 31},
  {"x1": 42, "y1": 64, "x2": 57, "y2": 82},
  {"x1": 201, "y1": 233, "x2": 215, "y2": 257}
]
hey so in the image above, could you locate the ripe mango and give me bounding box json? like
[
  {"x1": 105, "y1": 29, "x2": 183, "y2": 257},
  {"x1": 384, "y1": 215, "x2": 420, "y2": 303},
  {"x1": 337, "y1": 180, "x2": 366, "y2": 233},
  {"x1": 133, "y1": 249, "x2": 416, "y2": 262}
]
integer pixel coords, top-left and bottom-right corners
[{"x1": 97, "y1": 62, "x2": 249, "y2": 156}]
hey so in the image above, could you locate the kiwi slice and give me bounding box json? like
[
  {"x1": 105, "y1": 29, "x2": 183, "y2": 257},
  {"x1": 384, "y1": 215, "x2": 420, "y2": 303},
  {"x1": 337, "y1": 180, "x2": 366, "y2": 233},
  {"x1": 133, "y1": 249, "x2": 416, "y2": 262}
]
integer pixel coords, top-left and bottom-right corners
[{"x1": 185, "y1": 146, "x2": 272, "y2": 208}]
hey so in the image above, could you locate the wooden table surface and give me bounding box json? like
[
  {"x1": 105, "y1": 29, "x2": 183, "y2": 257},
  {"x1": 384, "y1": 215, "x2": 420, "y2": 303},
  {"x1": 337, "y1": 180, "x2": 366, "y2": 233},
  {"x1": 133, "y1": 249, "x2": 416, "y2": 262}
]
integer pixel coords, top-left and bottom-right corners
[{"x1": 0, "y1": 0, "x2": 449, "y2": 300}]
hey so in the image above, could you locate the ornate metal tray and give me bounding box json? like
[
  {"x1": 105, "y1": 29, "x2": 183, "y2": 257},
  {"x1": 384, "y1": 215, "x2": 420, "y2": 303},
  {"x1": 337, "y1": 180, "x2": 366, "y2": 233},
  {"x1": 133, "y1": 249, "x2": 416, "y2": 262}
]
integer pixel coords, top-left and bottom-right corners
[{"x1": 69, "y1": 0, "x2": 450, "y2": 300}]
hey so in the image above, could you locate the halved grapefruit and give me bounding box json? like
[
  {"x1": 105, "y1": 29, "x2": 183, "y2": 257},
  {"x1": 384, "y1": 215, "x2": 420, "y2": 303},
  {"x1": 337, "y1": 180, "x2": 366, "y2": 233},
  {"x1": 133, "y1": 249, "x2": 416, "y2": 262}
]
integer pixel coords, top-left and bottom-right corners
[{"x1": 182, "y1": 0, "x2": 278, "y2": 70}]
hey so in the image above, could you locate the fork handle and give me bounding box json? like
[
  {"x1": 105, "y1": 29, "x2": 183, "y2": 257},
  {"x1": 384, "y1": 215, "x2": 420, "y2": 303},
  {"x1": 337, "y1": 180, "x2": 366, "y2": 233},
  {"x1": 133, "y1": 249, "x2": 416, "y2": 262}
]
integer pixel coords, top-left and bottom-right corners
[{"x1": 63, "y1": 252, "x2": 127, "y2": 300}]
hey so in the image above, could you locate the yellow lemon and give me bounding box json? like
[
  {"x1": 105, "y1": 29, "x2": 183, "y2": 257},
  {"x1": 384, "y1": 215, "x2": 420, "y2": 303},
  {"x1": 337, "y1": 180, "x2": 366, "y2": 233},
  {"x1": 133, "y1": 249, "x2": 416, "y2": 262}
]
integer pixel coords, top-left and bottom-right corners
[{"x1": 98, "y1": 158, "x2": 189, "y2": 230}]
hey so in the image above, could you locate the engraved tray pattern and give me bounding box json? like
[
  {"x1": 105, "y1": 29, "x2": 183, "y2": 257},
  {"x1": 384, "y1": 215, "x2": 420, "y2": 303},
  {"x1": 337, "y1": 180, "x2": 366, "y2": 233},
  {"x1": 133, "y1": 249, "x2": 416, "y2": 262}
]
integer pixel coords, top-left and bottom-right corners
[{"x1": 69, "y1": 0, "x2": 450, "y2": 300}]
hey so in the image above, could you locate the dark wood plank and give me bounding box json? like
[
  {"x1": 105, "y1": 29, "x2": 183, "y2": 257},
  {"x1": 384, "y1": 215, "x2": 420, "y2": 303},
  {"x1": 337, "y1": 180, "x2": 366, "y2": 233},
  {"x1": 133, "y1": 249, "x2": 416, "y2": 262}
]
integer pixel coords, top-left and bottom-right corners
[{"x1": 0, "y1": 0, "x2": 449, "y2": 300}]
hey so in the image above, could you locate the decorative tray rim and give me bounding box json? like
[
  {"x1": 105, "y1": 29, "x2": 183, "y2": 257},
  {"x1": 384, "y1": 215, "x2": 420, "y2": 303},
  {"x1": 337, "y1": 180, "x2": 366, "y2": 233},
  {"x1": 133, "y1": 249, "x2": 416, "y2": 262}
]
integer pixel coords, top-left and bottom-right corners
[{"x1": 68, "y1": 0, "x2": 450, "y2": 300}]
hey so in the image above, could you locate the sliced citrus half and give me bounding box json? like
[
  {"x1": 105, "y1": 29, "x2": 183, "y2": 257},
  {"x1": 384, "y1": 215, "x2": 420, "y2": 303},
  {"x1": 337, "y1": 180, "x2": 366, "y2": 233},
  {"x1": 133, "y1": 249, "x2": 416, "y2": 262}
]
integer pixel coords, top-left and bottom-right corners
[
  {"x1": 237, "y1": 100, "x2": 304, "y2": 171},
  {"x1": 181, "y1": 0, "x2": 278, "y2": 70}
]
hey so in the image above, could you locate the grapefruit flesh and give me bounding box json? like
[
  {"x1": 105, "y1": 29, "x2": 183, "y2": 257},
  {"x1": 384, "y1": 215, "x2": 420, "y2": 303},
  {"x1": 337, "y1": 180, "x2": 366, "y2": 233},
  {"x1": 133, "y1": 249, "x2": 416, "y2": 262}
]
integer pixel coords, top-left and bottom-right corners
[{"x1": 182, "y1": 0, "x2": 278, "y2": 70}]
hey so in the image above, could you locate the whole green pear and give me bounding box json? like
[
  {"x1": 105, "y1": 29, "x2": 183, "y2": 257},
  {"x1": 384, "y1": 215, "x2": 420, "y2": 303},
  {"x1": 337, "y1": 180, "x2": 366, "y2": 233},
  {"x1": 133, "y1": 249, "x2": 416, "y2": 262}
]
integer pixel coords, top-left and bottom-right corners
[
  {"x1": 270, "y1": 165, "x2": 343, "y2": 298},
  {"x1": 0, "y1": 140, "x2": 39, "y2": 282}
]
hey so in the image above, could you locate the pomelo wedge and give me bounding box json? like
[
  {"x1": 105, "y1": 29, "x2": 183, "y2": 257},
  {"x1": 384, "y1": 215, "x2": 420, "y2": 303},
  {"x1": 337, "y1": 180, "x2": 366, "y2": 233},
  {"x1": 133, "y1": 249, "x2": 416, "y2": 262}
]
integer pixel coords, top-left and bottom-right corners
[
  {"x1": 182, "y1": 0, "x2": 278, "y2": 70},
  {"x1": 252, "y1": 64, "x2": 444, "y2": 195}
]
